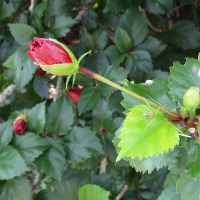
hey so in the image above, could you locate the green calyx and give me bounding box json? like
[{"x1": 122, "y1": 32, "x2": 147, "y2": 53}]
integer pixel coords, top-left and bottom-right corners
[{"x1": 183, "y1": 87, "x2": 200, "y2": 110}]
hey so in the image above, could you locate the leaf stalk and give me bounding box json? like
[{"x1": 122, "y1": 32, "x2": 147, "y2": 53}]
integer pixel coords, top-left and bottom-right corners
[{"x1": 78, "y1": 65, "x2": 181, "y2": 120}]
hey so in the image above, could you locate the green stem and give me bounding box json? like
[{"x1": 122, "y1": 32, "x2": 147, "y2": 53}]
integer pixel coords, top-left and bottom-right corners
[
  {"x1": 78, "y1": 66, "x2": 181, "y2": 120},
  {"x1": 187, "y1": 109, "x2": 196, "y2": 124}
]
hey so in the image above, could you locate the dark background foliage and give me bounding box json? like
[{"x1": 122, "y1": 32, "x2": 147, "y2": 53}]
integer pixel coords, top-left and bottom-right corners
[{"x1": 0, "y1": 0, "x2": 200, "y2": 199}]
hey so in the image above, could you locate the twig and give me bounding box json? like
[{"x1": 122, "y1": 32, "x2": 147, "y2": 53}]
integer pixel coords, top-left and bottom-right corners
[
  {"x1": 100, "y1": 157, "x2": 108, "y2": 174},
  {"x1": 176, "y1": 128, "x2": 192, "y2": 138},
  {"x1": 139, "y1": 6, "x2": 168, "y2": 33},
  {"x1": 115, "y1": 184, "x2": 128, "y2": 200},
  {"x1": 28, "y1": 0, "x2": 35, "y2": 15},
  {"x1": 53, "y1": 76, "x2": 63, "y2": 101},
  {"x1": 0, "y1": 84, "x2": 17, "y2": 105},
  {"x1": 32, "y1": 172, "x2": 45, "y2": 194}
]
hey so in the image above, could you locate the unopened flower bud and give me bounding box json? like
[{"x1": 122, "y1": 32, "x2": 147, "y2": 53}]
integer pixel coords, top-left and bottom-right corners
[
  {"x1": 144, "y1": 110, "x2": 155, "y2": 119},
  {"x1": 65, "y1": 87, "x2": 83, "y2": 103},
  {"x1": 183, "y1": 87, "x2": 200, "y2": 110},
  {"x1": 27, "y1": 37, "x2": 78, "y2": 76},
  {"x1": 13, "y1": 114, "x2": 27, "y2": 135}
]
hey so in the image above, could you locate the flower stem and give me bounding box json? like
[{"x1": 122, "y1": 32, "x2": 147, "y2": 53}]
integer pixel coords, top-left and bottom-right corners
[
  {"x1": 187, "y1": 109, "x2": 196, "y2": 124},
  {"x1": 78, "y1": 65, "x2": 181, "y2": 120}
]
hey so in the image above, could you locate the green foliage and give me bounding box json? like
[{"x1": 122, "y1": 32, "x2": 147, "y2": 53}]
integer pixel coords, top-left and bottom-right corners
[
  {"x1": 168, "y1": 58, "x2": 200, "y2": 105},
  {"x1": 27, "y1": 102, "x2": 46, "y2": 134},
  {"x1": 187, "y1": 141, "x2": 200, "y2": 178},
  {"x1": 35, "y1": 138, "x2": 66, "y2": 181},
  {"x1": 0, "y1": 146, "x2": 29, "y2": 180},
  {"x1": 79, "y1": 184, "x2": 110, "y2": 200},
  {"x1": 63, "y1": 126, "x2": 103, "y2": 163},
  {"x1": 78, "y1": 86, "x2": 101, "y2": 115},
  {"x1": 0, "y1": 120, "x2": 13, "y2": 147},
  {"x1": 46, "y1": 96, "x2": 74, "y2": 136},
  {"x1": 12, "y1": 132, "x2": 50, "y2": 163},
  {"x1": 115, "y1": 105, "x2": 179, "y2": 160},
  {"x1": 1, "y1": 0, "x2": 200, "y2": 199},
  {"x1": 8, "y1": 23, "x2": 36, "y2": 45},
  {"x1": 0, "y1": 176, "x2": 32, "y2": 200}
]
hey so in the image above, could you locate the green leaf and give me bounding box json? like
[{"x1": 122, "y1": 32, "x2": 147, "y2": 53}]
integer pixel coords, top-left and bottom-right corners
[
  {"x1": 35, "y1": 138, "x2": 66, "y2": 181},
  {"x1": 169, "y1": 20, "x2": 200, "y2": 49},
  {"x1": 136, "y1": 36, "x2": 166, "y2": 58},
  {"x1": 14, "y1": 47, "x2": 37, "y2": 89},
  {"x1": 63, "y1": 126, "x2": 103, "y2": 163},
  {"x1": 157, "y1": 185, "x2": 181, "y2": 200},
  {"x1": 104, "y1": 0, "x2": 131, "y2": 13},
  {"x1": 104, "y1": 45, "x2": 126, "y2": 65},
  {"x1": 0, "y1": 176, "x2": 32, "y2": 200},
  {"x1": 128, "y1": 150, "x2": 175, "y2": 174},
  {"x1": 46, "y1": 177, "x2": 79, "y2": 200},
  {"x1": 79, "y1": 184, "x2": 110, "y2": 200},
  {"x1": 147, "y1": 70, "x2": 169, "y2": 80},
  {"x1": 12, "y1": 132, "x2": 49, "y2": 163},
  {"x1": 176, "y1": 148, "x2": 200, "y2": 200},
  {"x1": 27, "y1": 102, "x2": 46, "y2": 134},
  {"x1": 168, "y1": 58, "x2": 200, "y2": 105},
  {"x1": 119, "y1": 8, "x2": 147, "y2": 46},
  {"x1": 33, "y1": 76, "x2": 49, "y2": 99},
  {"x1": 125, "y1": 50, "x2": 153, "y2": 74},
  {"x1": 187, "y1": 141, "x2": 200, "y2": 178},
  {"x1": 46, "y1": 96, "x2": 74, "y2": 136},
  {"x1": 92, "y1": 28, "x2": 108, "y2": 50},
  {"x1": 32, "y1": 0, "x2": 48, "y2": 31},
  {"x1": 144, "y1": 0, "x2": 173, "y2": 14},
  {"x1": 8, "y1": 23, "x2": 36, "y2": 45},
  {"x1": 0, "y1": 145, "x2": 29, "y2": 180},
  {"x1": 3, "y1": 53, "x2": 15, "y2": 69},
  {"x1": 92, "y1": 99, "x2": 112, "y2": 133},
  {"x1": 0, "y1": 120, "x2": 13, "y2": 147},
  {"x1": 122, "y1": 79, "x2": 176, "y2": 111},
  {"x1": 82, "y1": 53, "x2": 109, "y2": 71},
  {"x1": 115, "y1": 27, "x2": 132, "y2": 53},
  {"x1": 78, "y1": 86, "x2": 101, "y2": 115},
  {"x1": 98, "y1": 65, "x2": 129, "y2": 96},
  {"x1": 50, "y1": 15, "x2": 78, "y2": 38},
  {"x1": 71, "y1": 156, "x2": 103, "y2": 170},
  {"x1": 116, "y1": 105, "x2": 179, "y2": 160},
  {"x1": 0, "y1": 1, "x2": 10, "y2": 20}
]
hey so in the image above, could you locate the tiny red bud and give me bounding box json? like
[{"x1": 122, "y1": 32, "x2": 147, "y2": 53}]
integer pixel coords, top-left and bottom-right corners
[
  {"x1": 13, "y1": 116, "x2": 27, "y2": 135},
  {"x1": 36, "y1": 68, "x2": 46, "y2": 76},
  {"x1": 65, "y1": 87, "x2": 83, "y2": 103}
]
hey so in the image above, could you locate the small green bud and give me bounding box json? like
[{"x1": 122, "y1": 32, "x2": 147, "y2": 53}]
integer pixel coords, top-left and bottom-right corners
[
  {"x1": 183, "y1": 87, "x2": 200, "y2": 110},
  {"x1": 144, "y1": 110, "x2": 155, "y2": 119}
]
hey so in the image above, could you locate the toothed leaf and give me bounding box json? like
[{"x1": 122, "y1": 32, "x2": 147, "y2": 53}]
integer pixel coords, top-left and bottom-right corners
[
  {"x1": 168, "y1": 58, "x2": 200, "y2": 105},
  {"x1": 116, "y1": 105, "x2": 179, "y2": 160}
]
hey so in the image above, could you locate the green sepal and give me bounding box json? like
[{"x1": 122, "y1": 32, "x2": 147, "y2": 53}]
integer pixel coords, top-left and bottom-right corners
[
  {"x1": 41, "y1": 63, "x2": 77, "y2": 76},
  {"x1": 66, "y1": 75, "x2": 72, "y2": 90},
  {"x1": 77, "y1": 50, "x2": 92, "y2": 66}
]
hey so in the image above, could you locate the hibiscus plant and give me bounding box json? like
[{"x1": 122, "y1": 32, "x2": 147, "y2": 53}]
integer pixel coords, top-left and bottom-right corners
[{"x1": 1, "y1": 1, "x2": 200, "y2": 200}]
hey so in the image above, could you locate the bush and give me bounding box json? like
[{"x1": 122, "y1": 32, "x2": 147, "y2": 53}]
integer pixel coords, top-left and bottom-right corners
[{"x1": 1, "y1": 0, "x2": 200, "y2": 199}]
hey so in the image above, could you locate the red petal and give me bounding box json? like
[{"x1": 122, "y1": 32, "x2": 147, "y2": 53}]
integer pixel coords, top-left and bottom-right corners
[{"x1": 27, "y1": 37, "x2": 73, "y2": 65}]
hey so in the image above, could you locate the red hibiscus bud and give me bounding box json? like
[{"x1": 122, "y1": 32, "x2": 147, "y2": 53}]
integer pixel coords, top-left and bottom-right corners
[
  {"x1": 36, "y1": 68, "x2": 46, "y2": 76},
  {"x1": 13, "y1": 115, "x2": 27, "y2": 135},
  {"x1": 26, "y1": 37, "x2": 78, "y2": 76},
  {"x1": 65, "y1": 87, "x2": 83, "y2": 103}
]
